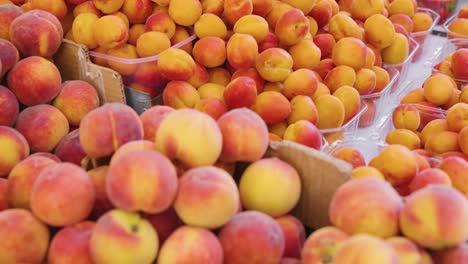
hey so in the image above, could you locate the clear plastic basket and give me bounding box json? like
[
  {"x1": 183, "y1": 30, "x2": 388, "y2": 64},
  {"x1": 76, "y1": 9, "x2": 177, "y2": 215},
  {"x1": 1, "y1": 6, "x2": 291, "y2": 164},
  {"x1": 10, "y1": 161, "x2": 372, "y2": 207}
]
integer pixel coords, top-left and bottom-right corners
[
  {"x1": 431, "y1": 38, "x2": 468, "y2": 89},
  {"x1": 443, "y1": 14, "x2": 468, "y2": 39},
  {"x1": 410, "y1": 8, "x2": 441, "y2": 62},
  {"x1": 416, "y1": 0, "x2": 458, "y2": 25}
]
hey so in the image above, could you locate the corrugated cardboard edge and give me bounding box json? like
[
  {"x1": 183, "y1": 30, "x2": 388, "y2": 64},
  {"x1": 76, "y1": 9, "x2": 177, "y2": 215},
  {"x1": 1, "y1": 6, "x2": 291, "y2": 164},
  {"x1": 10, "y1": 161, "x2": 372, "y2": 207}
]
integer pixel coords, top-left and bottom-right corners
[
  {"x1": 266, "y1": 141, "x2": 352, "y2": 229},
  {"x1": 54, "y1": 39, "x2": 126, "y2": 104}
]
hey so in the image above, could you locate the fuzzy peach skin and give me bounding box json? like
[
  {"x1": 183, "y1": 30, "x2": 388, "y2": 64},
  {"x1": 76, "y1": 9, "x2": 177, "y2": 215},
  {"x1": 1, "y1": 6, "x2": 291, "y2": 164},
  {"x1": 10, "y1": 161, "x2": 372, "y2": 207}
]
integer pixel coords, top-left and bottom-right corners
[
  {"x1": 106, "y1": 149, "x2": 177, "y2": 214},
  {"x1": 7, "y1": 156, "x2": 56, "y2": 209},
  {"x1": 282, "y1": 69, "x2": 318, "y2": 100},
  {"x1": 193, "y1": 36, "x2": 227, "y2": 68},
  {"x1": 53, "y1": 80, "x2": 100, "y2": 126},
  {"x1": 0, "y1": 85, "x2": 19, "y2": 127},
  {"x1": 332, "y1": 37, "x2": 368, "y2": 71},
  {"x1": 0, "y1": 38, "x2": 20, "y2": 77},
  {"x1": 408, "y1": 168, "x2": 452, "y2": 193},
  {"x1": 90, "y1": 209, "x2": 159, "y2": 264},
  {"x1": 157, "y1": 48, "x2": 196, "y2": 81},
  {"x1": 256, "y1": 48, "x2": 294, "y2": 82},
  {"x1": 174, "y1": 166, "x2": 239, "y2": 229},
  {"x1": 276, "y1": 215, "x2": 306, "y2": 259},
  {"x1": 155, "y1": 109, "x2": 223, "y2": 168},
  {"x1": 301, "y1": 226, "x2": 349, "y2": 263},
  {"x1": 7, "y1": 56, "x2": 62, "y2": 106},
  {"x1": 219, "y1": 211, "x2": 285, "y2": 264},
  {"x1": 334, "y1": 234, "x2": 400, "y2": 264},
  {"x1": 9, "y1": 10, "x2": 63, "y2": 57},
  {"x1": 437, "y1": 157, "x2": 468, "y2": 195},
  {"x1": 239, "y1": 158, "x2": 301, "y2": 217},
  {"x1": 157, "y1": 226, "x2": 223, "y2": 264},
  {"x1": 79, "y1": 103, "x2": 144, "y2": 159},
  {"x1": 224, "y1": 76, "x2": 257, "y2": 109},
  {"x1": 31, "y1": 163, "x2": 95, "y2": 227},
  {"x1": 275, "y1": 8, "x2": 309, "y2": 46},
  {"x1": 284, "y1": 120, "x2": 323, "y2": 150},
  {"x1": 400, "y1": 184, "x2": 468, "y2": 250},
  {"x1": 47, "y1": 221, "x2": 95, "y2": 264},
  {"x1": 253, "y1": 91, "x2": 292, "y2": 125},
  {"x1": 53, "y1": 129, "x2": 87, "y2": 166},
  {"x1": 0, "y1": 4, "x2": 23, "y2": 41},
  {"x1": 139, "y1": 105, "x2": 175, "y2": 142},
  {"x1": 329, "y1": 178, "x2": 404, "y2": 238},
  {"x1": 0, "y1": 126, "x2": 29, "y2": 177},
  {"x1": 14, "y1": 104, "x2": 69, "y2": 153},
  {"x1": 0, "y1": 209, "x2": 49, "y2": 264},
  {"x1": 392, "y1": 104, "x2": 421, "y2": 132},
  {"x1": 217, "y1": 108, "x2": 269, "y2": 162}
]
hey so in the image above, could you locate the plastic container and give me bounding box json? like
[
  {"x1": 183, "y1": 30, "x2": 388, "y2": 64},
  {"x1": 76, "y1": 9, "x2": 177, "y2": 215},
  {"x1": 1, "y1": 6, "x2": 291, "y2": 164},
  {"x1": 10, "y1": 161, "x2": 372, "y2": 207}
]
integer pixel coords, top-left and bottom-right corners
[
  {"x1": 358, "y1": 67, "x2": 399, "y2": 129},
  {"x1": 319, "y1": 101, "x2": 368, "y2": 145},
  {"x1": 410, "y1": 8, "x2": 441, "y2": 62},
  {"x1": 432, "y1": 38, "x2": 468, "y2": 89},
  {"x1": 383, "y1": 37, "x2": 420, "y2": 93},
  {"x1": 443, "y1": 14, "x2": 468, "y2": 39},
  {"x1": 417, "y1": 0, "x2": 458, "y2": 25},
  {"x1": 88, "y1": 29, "x2": 197, "y2": 102}
]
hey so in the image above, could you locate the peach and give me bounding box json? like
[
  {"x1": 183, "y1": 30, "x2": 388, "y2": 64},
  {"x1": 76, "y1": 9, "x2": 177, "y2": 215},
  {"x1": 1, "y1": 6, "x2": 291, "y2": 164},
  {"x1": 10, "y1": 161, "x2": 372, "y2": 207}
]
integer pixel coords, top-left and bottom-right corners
[
  {"x1": 194, "y1": 13, "x2": 227, "y2": 39},
  {"x1": 47, "y1": 221, "x2": 95, "y2": 264},
  {"x1": 459, "y1": 126, "x2": 468, "y2": 155},
  {"x1": 54, "y1": 129, "x2": 87, "y2": 166},
  {"x1": 121, "y1": 0, "x2": 153, "y2": 24},
  {"x1": 0, "y1": 39, "x2": 19, "y2": 77},
  {"x1": 86, "y1": 166, "x2": 113, "y2": 219},
  {"x1": 408, "y1": 168, "x2": 452, "y2": 193},
  {"x1": 144, "y1": 12, "x2": 175, "y2": 39},
  {"x1": 171, "y1": 26, "x2": 193, "y2": 54},
  {"x1": 233, "y1": 14, "x2": 269, "y2": 42},
  {"x1": 284, "y1": 120, "x2": 323, "y2": 150},
  {"x1": 188, "y1": 63, "x2": 209, "y2": 88},
  {"x1": 283, "y1": 69, "x2": 318, "y2": 99},
  {"x1": 174, "y1": 166, "x2": 239, "y2": 229},
  {"x1": 29, "y1": 0, "x2": 68, "y2": 20},
  {"x1": 140, "y1": 106, "x2": 175, "y2": 142},
  {"x1": 232, "y1": 68, "x2": 265, "y2": 93},
  {"x1": 93, "y1": 15, "x2": 128, "y2": 49},
  {"x1": 328, "y1": 13, "x2": 364, "y2": 41},
  {"x1": 461, "y1": 86, "x2": 468, "y2": 103},
  {"x1": 53, "y1": 80, "x2": 99, "y2": 126},
  {"x1": 388, "y1": 0, "x2": 416, "y2": 17},
  {"x1": 386, "y1": 129, "x2": 421, "y2": 150},
  {"x1": 7, "y1": 56, "x2": 61, "y2": 106},
  {"x1": 307, "y1": 16, "x2": 319, "y2": 37},
  {"x1": 252, "y1": 91, "x2": 291, "y2": 125},
  {"x1": 265, "y1": 0, "x2": 292, "y2": 29},
  {"x1": 276, "y1": 215, "x2": 306, "y2": 259},
  {"x1": 0, "y1": 209, "x2": 49, "y2": 263},
  {"x1": 15, "y1": 105, "x2": 69, "y2": 153},
  {"x1": 335, "y1": 235, "x2": 399, "y2": 264},
  {"x1": 0, "y1": 178, "x2": 7, "y2": 210},
  {"x1": 72, "y1": 13, "x2": 99, "y2": 49},
  {"x1": 0, "y1": 4, "x2": 23, "y2": 41},
  {"x1": 90, "y1": 209, "x2": 158, "y2": 263},
  {"x1": 401, "y1": 88, "x2": 425, "y2": 104},
  {"x1": 314, "y1": 34, "x2": 336, "y2": 59},
  {"x1": 433, "y1": 243, "x2": 468, "y2": 264},
  {"x1": 386, "y1": 237, "x2": 422, "y2": 264},
  {"x1": 287, "y1": 95, "x2": 319, "y2": 125},
  {"x1": 0, "y1": 86, "x2": 19, "y2": 127},
  {"x1": 275, "y1": 8, "x2": 310, "y2": 46},
  {"x1": 351, "y1": 166, "x2": 385, "y2": 179},
  {"x1": 390, "y1": 14, "x2": 414, "y2": 33},
  {"x1": 128, "y1": 24, "x2": 145, "y2": 45},
  {"x1": 108, "y1": 140, "x2": 155, "y2": 166},
  {"x1": 425, "y1": 131, "x2": 460, "y2": 156},
  {"x1": 358, "y1": 100, "x2": 377, "y2": 128},
  {"x1": 288, "y1": 40, "x2": 321, "y2": 70},
  {"x1": 31, "y1": 163, "x2": 95, "y2": 226},
  {"x1": 195, "y1": 98, "x2": 227, "y2": 120},
  {"x1": 223, "y1": 0, "x2": 253, "y2": 25},
  {"x1": 437, "y1": 157, "x2": 468, "y2": 195},
  {"x1": 219, "y1": 211, "x2": 285, "y2": 263},
  {"x1": 394, "y1": 23, "x2": 410, "y2": 37},
  {"x1": 392, "y1": 104, "x2": 421, "y2": 132},
  {"x1": 193, "y1": 37, "x2": 227, "y2": 68},
  {"x1": 412, "y1": 12, "x2": 433, "y2": 32},
  {"x1": 256, "y1": 48, "x2": 293, "y2": 82},
  {"x1": 217, "y1": 108, "x2": 269, "y2": 162},
  {"x1": 332, "y1": 147, "x2": 366, "y2": 168},
  {"x1": 162, "y1": 81, "x2": 200, "y2": 109},
  {"x1": 79, "y1": 103, "x2": 143, "y2": 159},
  {"x1": 400, "y1": 184, "x2": 468, "y2": 249},
  {"x1": 258, "y1": 31, "x2": 280, "y2": 52},
  {"x1": 157, "y1": 48, "x2": 196, "y2": 81},
  {"x1": 369, "y1": 144, "x2": 419, "y2": 186},
  {"x1": 354, "y1": 68, "x2": 377, "y2": 95},
  {"x1": 447, "y1": 18, "x2": 468, "y2": 38},
  {"x1": 324, "y1": 65, "x2": 356, "y2": 93},
  {"x1": 372, "y1": 66, "x2": 391, "y2": 93},
  {"x1": 239, "y1": 158, "x2": 301, "y2": 217},
  {"x1": 135, "y1": 32, "x2": 171, "y2": 58},
  {"x1": 301, "y1": 226, "x2": 349, "y2": 263},
  {"x1": 315, "y1": 94, "x2": 345, "y2": 129},
  {"x1": 156, "y1": 109, "x2": 223, "y2": 168},
  {"x1": 208, "y1": 67, "x2": 231, "y2": 86},
  {"x1": 442, "y1": 88, "x2": 461, "y2": 110},
  {"x1": 252, "y1": 0, "x2": 273, "y2": 16},
  {"x1": 7, "y1": 156, "x2": 56, "y2": 209},
  {"x1": 168, "y1": 0, "x2": 202, "y2": 26},
  {"x1": 420, "y1": 119, "x2": 448, "y2": 146},
  {"x1": 200, "y1": 0, "x2": 224, "y2": 15},
  {"x1": 308, "y1": 0, "x2": 333, "y2": 28},
  {"x1": 413, "y1": 150, "x2": 433, "y2": 171},
  {"x1": 333, "y1": 85, "x2": 361, "y2": 123},
  {"x1": 223, "y1": 76, "x2": 257, "y2": 109},
  {"x1": 143, "y1": 208, "x2": 183, "y2": 245},
  {"x1": 332, "y1": 37, "x2": 368, "y2": 71},
  {"x1": 107, "y1": 150, "x2": 177, "y2": 214},
  {"x1": 350, "y1": 0, "x2": 385, "y2": 21},
  {"x1": 439, "y1": 152, "x2": 468, "y2": 162},
  {"x1": 94, "y1": 0, "x2": 124, "y2": 14},
  {"x1": 133, "y1": 62, "x2": 168, "y2": 90},
  {"x1": 446, "y1": 103, "x2": 468, "y2": 132},
  {"x1": 264, "y1": 82, "x2": 285, "y2": 93},
  {"x1": 73, "y1": 1, "x2": 102, "y2": 17},
  {"x1": 330, "y1": 178, "x2": 403, "y2": 238},
  {"x1": 227, "y1": 33, "x2": 258, "y2": 70},
  {"x1": 269, "y1": 121, "x2": 288, "y2": 138},
  {"x1": 198, "y1": 82, "x2": 226, "y2": 101},
  {"x1": 368, "y1": 45, "x2": 383, "y2": 67},
  {"x1": 382, "y1": 33, "x2": 410, "y2": 64},
  {"x1": 158, "y1": 226, "x2": 223, "y2": 263},
  {"x1": 106, "y1": 44, "x2": 138, "y2": 76}
]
